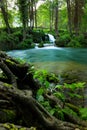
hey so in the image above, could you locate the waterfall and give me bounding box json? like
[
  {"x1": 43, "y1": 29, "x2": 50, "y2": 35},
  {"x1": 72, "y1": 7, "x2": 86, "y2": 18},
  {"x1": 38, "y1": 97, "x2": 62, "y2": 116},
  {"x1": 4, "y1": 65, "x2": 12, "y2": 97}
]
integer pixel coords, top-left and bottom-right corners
[
  {"x1": 42, "y1": 34, "x2": 56, "y2": 49},
  {"x1": 48, "y1": 34, "x2": 55, "y2": 44},
  {"x1": 35, "y1": 34, "x2": 56, "y2": 49}
]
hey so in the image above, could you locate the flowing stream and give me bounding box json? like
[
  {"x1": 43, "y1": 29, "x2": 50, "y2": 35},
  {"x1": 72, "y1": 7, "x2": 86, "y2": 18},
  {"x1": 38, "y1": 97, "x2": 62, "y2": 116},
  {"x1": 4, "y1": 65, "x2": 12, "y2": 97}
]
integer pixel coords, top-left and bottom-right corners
[{"x1": 7, "y1": 47, "x2": 87, "y2": 75}]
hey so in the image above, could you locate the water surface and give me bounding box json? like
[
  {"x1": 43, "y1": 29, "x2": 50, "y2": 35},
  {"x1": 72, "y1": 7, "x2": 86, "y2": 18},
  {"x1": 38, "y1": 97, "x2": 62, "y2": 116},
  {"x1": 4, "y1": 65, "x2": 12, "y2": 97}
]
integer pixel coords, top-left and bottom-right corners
[{"x1": 7, "y1": 46, "x2": 87, "y2": 77}]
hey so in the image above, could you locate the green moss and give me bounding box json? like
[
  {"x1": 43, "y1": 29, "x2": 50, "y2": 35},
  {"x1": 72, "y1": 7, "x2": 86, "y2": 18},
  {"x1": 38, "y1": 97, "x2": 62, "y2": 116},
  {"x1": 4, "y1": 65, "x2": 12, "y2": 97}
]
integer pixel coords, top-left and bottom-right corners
[
  {"x1": 3, "y1": 123, "x2": 18, "y2": 130},
  {"x1": 6, "y1": 59, "x2": 15, "y2": 65},
  {"x1": 4, "y1": 83, "x2": 12, "y2": 88},
  {"x1": 29, "y1": 127, "x2": 36, "y2": 130},
  {"x1": 19, "y1": 128, "x2": 26, "y2": 130},
  {"x1": 3, "y1": 123, "x2": 11, "y2": 129},
  {"x1": 3, "y1": 123, "x2": 36, "y2": 130}
]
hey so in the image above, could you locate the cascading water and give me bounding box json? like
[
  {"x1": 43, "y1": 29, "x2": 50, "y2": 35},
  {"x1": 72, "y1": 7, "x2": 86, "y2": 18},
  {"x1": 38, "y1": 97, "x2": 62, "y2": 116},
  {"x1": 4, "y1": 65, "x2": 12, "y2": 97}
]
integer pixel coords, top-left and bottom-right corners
[
  {"x1": 35, "y1": 33, "x2": 56, "y2": 49},
  {"x1": 43, "y1": 34, "x2": 56, "y2": 48},
  {"x1": 47, "y1": 34, "x2": 55, "y2": 43}
]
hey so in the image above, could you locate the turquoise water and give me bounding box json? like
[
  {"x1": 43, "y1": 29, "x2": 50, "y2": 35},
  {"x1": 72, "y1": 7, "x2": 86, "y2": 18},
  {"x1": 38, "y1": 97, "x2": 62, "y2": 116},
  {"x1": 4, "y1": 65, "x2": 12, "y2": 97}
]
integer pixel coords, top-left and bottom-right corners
[{"x1": 7, "y1": 46, "x2": 87, "y2": 74}]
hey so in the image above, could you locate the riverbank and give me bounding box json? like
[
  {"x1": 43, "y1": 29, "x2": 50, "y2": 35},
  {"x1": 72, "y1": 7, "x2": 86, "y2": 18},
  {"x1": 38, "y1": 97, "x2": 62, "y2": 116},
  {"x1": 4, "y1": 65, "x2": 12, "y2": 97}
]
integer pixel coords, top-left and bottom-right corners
[{"x1": 0, "y1": 51, "x2": 87, "y2": 130}]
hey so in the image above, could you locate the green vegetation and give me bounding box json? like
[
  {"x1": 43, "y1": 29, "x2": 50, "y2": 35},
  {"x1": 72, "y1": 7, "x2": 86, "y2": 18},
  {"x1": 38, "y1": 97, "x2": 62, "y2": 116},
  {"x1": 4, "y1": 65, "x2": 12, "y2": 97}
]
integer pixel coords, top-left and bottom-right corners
[
  {"x1": 0, "y1": 55, "x2": 87, "y2": 129},
  {"x1": 0, "y1": 0, "x2": 87, "y2": 49},
  {"x1": 33, "y1": 69, "x2": 87, "y2": 121},
  {"x1": 0, "y1": 0, "x2": 87, "y2": 129}
]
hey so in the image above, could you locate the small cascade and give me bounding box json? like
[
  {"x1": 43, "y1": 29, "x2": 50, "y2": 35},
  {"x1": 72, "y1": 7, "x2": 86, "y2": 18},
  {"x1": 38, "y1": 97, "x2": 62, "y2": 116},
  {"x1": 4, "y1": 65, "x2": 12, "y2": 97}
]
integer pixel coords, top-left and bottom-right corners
[
  {"x1": 35, "y1": 34, "x2": 56, "y2": 49},
  {"x1": 35, "y1": 43, "x2": 39, "y2": 49},
  {"x1": 43, "y1": 34, "x2": 56, "y2": 49},
  {"x1": 48, "y1": 34, "x2": 55, "y2": 44}
]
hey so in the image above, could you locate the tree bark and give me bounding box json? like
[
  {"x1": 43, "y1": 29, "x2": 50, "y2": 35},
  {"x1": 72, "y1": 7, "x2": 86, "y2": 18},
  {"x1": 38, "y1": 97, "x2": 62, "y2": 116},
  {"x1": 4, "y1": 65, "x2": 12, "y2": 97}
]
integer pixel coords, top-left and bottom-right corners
[
  {"x1": 74, "y1": 0, "x2": 79, "y2": 35},
  {"x1": 66, "y1": 0, "x2": 72, "y2": 35},
  {"x1": 55, "y1": 0, "x2": 59, "y2": 38},
  {"x1": 0, "y1": 0, "x2": 11, "y2": 33},
  {"x1": 0, "y1": 82, "x2": 81, "y2": 130}
]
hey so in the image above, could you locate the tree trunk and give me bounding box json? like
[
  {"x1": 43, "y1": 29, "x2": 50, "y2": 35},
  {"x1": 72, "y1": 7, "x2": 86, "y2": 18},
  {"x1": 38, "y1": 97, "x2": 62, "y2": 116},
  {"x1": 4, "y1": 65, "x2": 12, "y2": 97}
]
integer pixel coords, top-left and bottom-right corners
[
  {"x1": 66, "y1": 0, "x2": 72, "y2": 35},
  {"x1": 29, "y1": 0, "x2": 34, "y2": 29},
  {"x1": 34, "y1": 1, "x2": 37, "y2": 28},
  {"x1": 55, "y1": 0, "x2": 59, "y2": 39},
  {"x1": 0, "y1": 0, "x2": 11, "y2": 33},
  {"x1": 74, "y1": 0, "x2": 79, "y2": 35}
]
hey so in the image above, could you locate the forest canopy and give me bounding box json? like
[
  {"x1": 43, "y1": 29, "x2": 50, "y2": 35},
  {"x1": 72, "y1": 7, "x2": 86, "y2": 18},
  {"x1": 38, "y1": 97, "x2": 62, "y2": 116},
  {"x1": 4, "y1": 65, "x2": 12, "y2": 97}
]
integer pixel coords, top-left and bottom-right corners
[{"x1": 0, "y1": 0, "x2": 87, "y2": 32}]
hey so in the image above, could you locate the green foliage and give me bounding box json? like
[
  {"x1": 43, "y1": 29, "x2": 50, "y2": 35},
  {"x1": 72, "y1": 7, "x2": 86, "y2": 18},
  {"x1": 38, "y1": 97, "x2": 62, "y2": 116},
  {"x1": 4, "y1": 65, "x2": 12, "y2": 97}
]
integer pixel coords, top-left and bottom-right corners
[
  {"x1": 55, "y1": 32, "x2": 87, "y2": 48},
  {"x1": 13, "y1": 30, "x2": 23, "y2": 42},
  {"x1": 36, "y1": 82, "x2": 84, "y2": 121},
  {"x1": 0, "y1": 31, "x2": 19, "y2": 50},
  {"x1": 34, "y1": 70, "x2": 58, "y2": 88},
  {"x1": 36, "y1": 87, "x2": 45, "y2": 102},
  {"x1": 32, "y1": 30, "x2": 45, "y2": 43},
  {"x1": 67, "y1": 39, "x2": 82, "y2": 48},
  {"x1": 54, "y1": 91, "x2": 65, "y2": 102},
  {"x1": 56, "y1": 33, "x2": 71, "y2": 47},
  {"x1": 66, "y1": 34, "x2": 87, "y2": 48},
  {"x1": 53, "y1": 82, "x2": 85, "y2": 103},
  {"x1": 63, "y1": 106, "x2": 78, "y2": 118},
  {"x1": 64, "y1": 82, "x2": 85, "y2": 90},
  {"x1": 35, "y1": 68, "x2": 85, "y2": 121},
  {"x1": 17, "y1": 38, "x2": 34, "y2": 49},
  {"x1": 52, "y1": 106, "x2": 64, "y2": 120},
  {"x1": 37, "y1": 2, "x2": 50, "y2": 28},
  {"x1": 80, "y1": 108, "x2": 87, "y2": 120},
  {"x1": 34, "y1": 70, "x2": 50, "y2": 88},
  {"x1": 65, "y1": 103, "x2": 81, "y2": 116},
  {"x1": 38, "y1": 41, "x2": 44, "y2": 48}
]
